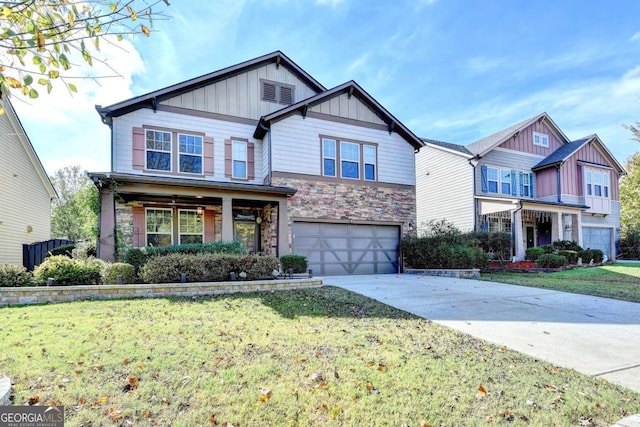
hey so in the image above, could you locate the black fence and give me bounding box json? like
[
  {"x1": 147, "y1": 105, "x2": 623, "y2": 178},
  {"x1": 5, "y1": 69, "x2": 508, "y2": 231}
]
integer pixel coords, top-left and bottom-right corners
[{"x1": 22, "y1": 239, "x2": 74, "y2": 271}]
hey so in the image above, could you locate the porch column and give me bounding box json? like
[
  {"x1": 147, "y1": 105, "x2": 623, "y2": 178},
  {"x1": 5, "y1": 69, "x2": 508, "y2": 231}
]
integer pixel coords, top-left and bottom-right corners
[
  {"x1": 513, "y1": 209, "x2": 525, "y2": 261},
  {"x1": 98, "y1": 188, "x2": 116, "y2": 262},
  {"x1": 222, "y1": 196, "x2": 233, "y2": 242},
  {"x1": 552, "y1": 212, "x2": 563, "y2": 242},
  {"x1": 576, "y1": 213, "x2": 583, "y2": 248},
  {"x1": 277, "y1": 199, "x2": 290, "y2": 257}
]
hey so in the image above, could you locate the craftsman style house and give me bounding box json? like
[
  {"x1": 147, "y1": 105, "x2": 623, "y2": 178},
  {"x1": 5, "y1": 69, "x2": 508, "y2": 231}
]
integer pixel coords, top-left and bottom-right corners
[
  {"x1": 0, "y1": 95, "x2": 56, "y2": 266},
  {"x1": 91, "y1": 51, "x2": 423, "y2": 275},
  {"x1": 416, "y1": 113, "x2": 625, "y2": 261}
]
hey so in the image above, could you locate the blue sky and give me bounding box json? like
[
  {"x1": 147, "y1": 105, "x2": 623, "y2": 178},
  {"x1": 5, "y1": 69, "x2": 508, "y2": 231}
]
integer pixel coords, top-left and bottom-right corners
[{"x1": 12, "y1": 0, "x2": 640, "y2": 175}]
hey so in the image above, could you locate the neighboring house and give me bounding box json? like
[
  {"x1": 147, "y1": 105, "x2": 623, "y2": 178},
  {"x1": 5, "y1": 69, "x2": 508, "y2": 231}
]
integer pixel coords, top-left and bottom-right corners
[
  {"x1": 416, "y1": 113, "x2": 625, "y2": 261},
  {"x1": 90, "y1": 51, "x2": 423, "y2": 275},
  {"x1": 0, "y1": 95, "x2": 56, "y2": 266}
]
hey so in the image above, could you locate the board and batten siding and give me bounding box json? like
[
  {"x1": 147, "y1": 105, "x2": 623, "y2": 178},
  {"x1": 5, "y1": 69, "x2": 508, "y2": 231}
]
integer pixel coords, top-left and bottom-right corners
[
  {"x1": 270, "y1": 114, "x2": 415, "y2": 186},
  {"x1": 560, "y1": 143, "x2": 620, "y2": 200},
  {"x1": 498, "y1": 121, "x2": 564, "y2": 156},
  {"x1": 308, "y1": 93, "x2": 386, "y2": 126},
  {"x1": 160, "y1": 63, "x2": 320, "y2": 121},
  {"x1": 0, "y1": 113, "x2": 52, "y2": 265},
  {"x1": 112, "y1": 109, "x2": 265, "y2": 184},
  {"x1": 475, "y1": 149, "x2": 542, "y2": 197},
  {"x1": 416, "y1": 146, "x2": 475, "y2": 232}
]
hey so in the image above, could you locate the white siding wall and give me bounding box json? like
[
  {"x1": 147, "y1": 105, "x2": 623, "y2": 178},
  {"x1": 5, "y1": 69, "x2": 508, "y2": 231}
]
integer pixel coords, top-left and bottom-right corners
[
  {"x1": 270, "y1": 115, "x2": 415, "y2": 185},
  {"x1": 415, "y1": 146, "x2": 475, "y2": 232},
  {"x1": 161, "y1": 63, "x2": 320, "y2": 120},
  {"x1": 0, "y1": 113, "x2": 52, "y2": 265},
  {"x1": 113, "y1": 109, "x2": 264, "y2": 184}
]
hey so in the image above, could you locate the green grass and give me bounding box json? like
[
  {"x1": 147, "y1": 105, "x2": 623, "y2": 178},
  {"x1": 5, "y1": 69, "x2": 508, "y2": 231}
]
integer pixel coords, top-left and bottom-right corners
[
  {"x1": 2, "y1": 287, "x2": 639, "y2": 426},
  {"x1": 481, "y1": 262, "x2": 640, "y2": 303}
]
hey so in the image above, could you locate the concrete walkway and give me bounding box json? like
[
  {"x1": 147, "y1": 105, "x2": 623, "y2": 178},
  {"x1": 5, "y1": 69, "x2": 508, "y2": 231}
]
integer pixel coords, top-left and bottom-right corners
[{"x1": 322, "y1": 274, "x2": 640, "y2": 393}]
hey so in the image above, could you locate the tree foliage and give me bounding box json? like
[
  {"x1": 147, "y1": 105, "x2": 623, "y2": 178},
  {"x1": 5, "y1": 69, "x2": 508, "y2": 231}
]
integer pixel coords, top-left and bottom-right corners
[
  {"x1": 0, "y1": 0, "x2": 168, "y2": 105},
  {"x1": 620, "y1": 152, "x2": 640, "y2": 234},
  {"x1": 50, "y1": 165, "x2": 99, "y2": 241}
]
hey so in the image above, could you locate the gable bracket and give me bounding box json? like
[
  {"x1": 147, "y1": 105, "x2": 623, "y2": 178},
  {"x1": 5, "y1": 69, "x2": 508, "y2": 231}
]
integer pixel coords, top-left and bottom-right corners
[
  {"x1": 388, "y1": 120, "x2": 395, "y2": 135},
  {"x1": 347, "y1": 86, "x2": 354, "y2": 99},
  {"x1": 276, "y1": 56, "x2": 280, "y2": 69},
  {"x1": 301, "y1": 104, "x2": 308, "y2": 118},
  {"x1": 151, "y1": 96, "x2": 157, "y2": 112},
  {"x1": 512, "y1": 131, "x2": 520, "y2": 140}
]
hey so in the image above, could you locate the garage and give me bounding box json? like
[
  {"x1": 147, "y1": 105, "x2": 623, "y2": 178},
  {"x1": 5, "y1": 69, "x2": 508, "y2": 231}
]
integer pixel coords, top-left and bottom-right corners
[
  {"x1": 582, "y1": 227, "x2": 613, "y2": 261},
  {"x1": 292, "y1": 222, "x2": 400, "y2": 275}
]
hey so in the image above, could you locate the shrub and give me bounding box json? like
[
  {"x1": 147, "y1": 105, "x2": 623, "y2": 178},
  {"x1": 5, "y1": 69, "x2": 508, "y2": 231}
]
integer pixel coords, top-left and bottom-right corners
[
  {"x1": 144, "y1": 241, "x2": 247, "y2": 257},
  {"x1": 102, "y1": 263, "x2": 136, "y2": 284},
  {"x1": 47, "y1": 243, "x2": 75, "y2": 258},
  {"x1": 578, "y1": 249, "x2": 604, "y2": 264},
  {"x1": 525, "y1": 247, "x2": 545, "y2": 261},
  {"x1": 123, "y1": 247, "x2": 147, "y2": 278},
  {"x1": 536, "y1": 254, "x2": 567, "y2": 268},
  {"x1": 0, "y1": 264, "x2": 33, "y2": 287},
  {"x1": 401, "y1": 236, "x2": 488, "y2": 269},
  {"x1": 72, "y1": 240, "x2": 97, "y2": 259},
  {"x1": 33, "y1": 255, "x2": 102, "y2": 285},
  {"x1": 487, "y1": 232, "x2": 512, "y2": 260},
  {"x1": 541, "y1": 245, "x2": 556, "y2": 254},
  {"x1": 139, "y1": 254, "x2": 278, "y2": 283},
  {"x1": 552, "y1": 240, "x2": 583, "y2": 252},
  {"x1": 280, "y1": 255, "x2": 308, "y2": 273},
  {"x1": 618, "y1": 228, "x2": 640, "y2": 259},
  {"x1": 558, "y1": 250, "x2": 578, "y2": 265}
]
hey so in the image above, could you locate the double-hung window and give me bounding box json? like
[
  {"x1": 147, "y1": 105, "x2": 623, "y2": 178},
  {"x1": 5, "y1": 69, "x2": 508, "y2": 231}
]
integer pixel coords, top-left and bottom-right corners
[
  {"x1": 593, "y1": 172, "x2": 602, "y2": 197},
  {"x1": 146, "y1": 130, "x2": 171, "y2": 171},
  {"x1": 533, "y1": 132, "x2": 549, "y2": 148},
  {"x1": 487, "y1": 167, "x2": 499, "y2": 193},
  {"x1": 500, "y1": 169, "x2": 511, "y2": 194},
  {"x1": 146, "y1": 208, "x2": 173, "y2": 247},
  {"x1": 232, "y1": 140, "x2": 248, "y2": 179},
  {"x1": 603, "y1": 173, "x2": 609, "y2": 197},
  {"x1": 363, "y1": 145, "x2": 376, "y2": 181},
  {"x1": 340, "y1": 141, "x2": 360, "y2": 179},
  {"x1": 322, "y1": 138, "x2": 337, "y2": 177},
  {"x1": 178, "y1": 134, "x2": 203, "y2": 174},
  {"x1": 586, "y1": 171, "x2": 593, "y2": 195},
  {"x1": 178, "y1": 209, "x2": 204, "y2": 244},
  {"x1": 522, "y1": 172, "x2": 532, "y2": 197}
]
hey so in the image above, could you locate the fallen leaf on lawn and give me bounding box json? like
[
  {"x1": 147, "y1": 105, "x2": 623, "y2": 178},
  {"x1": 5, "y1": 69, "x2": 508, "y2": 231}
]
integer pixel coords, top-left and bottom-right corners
[
  {"x1": 422, "y1": 422, "x2": 434, "y2": 427},
  {"x1": 144, "y1": 410, "x2": 152, "y2": 418},
  {"x1": 321, "y1": 404, "x2": 328, "y2": 411},
  {"x1": 28, "y1": 395, "x2": 39, "y2": 405},
  {"x1": 129, "y1": 377, "x2": 139, "y2": 388},
  {"x1": 122, "y1": 358, "x2": 131, "y2": 365},
  {"x1": 478, "y1": 385, "x2": 487, "y2": 396},
  {"x1": 208, "y1": 413, "x2": 218, "y2": 424}
]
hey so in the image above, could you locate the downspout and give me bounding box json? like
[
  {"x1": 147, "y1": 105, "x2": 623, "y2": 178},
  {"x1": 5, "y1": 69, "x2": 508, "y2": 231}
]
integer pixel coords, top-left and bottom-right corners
[
  {"x1": 512, "y1": 200, "x2": 524, "y2": 261},
  {"x1": 467, "y1": 155, "x2": 482, "y2": 231}
]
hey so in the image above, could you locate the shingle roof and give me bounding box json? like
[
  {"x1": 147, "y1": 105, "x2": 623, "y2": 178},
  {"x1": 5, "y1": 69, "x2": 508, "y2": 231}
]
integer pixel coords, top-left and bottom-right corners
[
  {"x1": 422, "y1": 138, "x2": 471, "y2": 155},
  {"x1": 532, "y1": 137, "x2": 591, "y2": 170}
]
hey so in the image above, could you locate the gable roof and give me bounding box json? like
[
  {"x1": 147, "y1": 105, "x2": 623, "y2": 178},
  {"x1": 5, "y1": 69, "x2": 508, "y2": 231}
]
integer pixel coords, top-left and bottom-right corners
[
  {"x1": 466, "y1": 112, "x2": 571, "y2": 157},
  {"x1": 532, "y1": 134, "x2": 626, "y2": 174},
  {"x1": 1, "y1": 95, "x2": 56, "y2": 199},
  {"x1": 253, "y1": 80, "x2": 424, "y2": 150},
  {"x1": 96, "y1": 51, "x2": 327, "y2": 121},
  {"x1": 422, "y1": 138, "x2": 471, "y2": 156}
]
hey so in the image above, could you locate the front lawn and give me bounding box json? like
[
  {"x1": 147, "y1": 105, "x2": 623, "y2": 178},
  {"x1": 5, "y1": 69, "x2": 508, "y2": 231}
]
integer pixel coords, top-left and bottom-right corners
[
  {"x1": 481, "y1": 262, "x2": 640, "y2": 303},
  {"x1": 2, "y1": 287, "x2": 638, "y2": 426}
]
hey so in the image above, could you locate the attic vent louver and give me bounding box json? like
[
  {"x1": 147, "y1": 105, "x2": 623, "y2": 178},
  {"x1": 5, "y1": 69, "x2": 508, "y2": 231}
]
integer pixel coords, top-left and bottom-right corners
[
  {"x1": 261, "y1": 80, "x2": 294, "y2": 105},
  {"x1": 280, "y1": 86, "x2": 293, "y2": 105},
  {"x1": 263, "y1": 82, "x2": 277, "y2": 102}
]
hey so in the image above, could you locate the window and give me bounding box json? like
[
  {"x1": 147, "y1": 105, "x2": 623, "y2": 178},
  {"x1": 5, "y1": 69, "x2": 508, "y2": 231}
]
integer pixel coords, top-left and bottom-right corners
[
  {"x1": 586, "y1": 171, "x2": 592, "y2": 195},
  {"x1": 232, "y1": 140, "x2": 247, "y2": 179},
  {"x1": 522, "y1": 172, "x2": 532, "y2": 197},
  {"x1": 533, "y1": 132, "x2": 549, "y2": 148},
  {"x1": 501, "y1": 169, "x2": 511, "y2": 194},
  {"x1": 322, "y1": 138, "x2": 336, "y2": 177},
  {"x1": 179, "y1": 209, "x2": 204, "y2": 244},
  {"x1": 487, "y1": 167, "x2": 499, "y2": 193},
  {"x1": 340, "y1": 141, "x2": 360, "y2": 179},
  {"x1": 594, "y1": 172, "x2": 602, "y2": 197},
  {"x1": 146, "y1": 208, "x2": 173, "y2": 246},
  {"x1": 178, "y1": 134, "x2": 203, "y2": 174},
  {"x1": 364, "y1": 145, "x2": 376, "y2": 181},
  {"x1": 603, "y1": 173, "x2": 609, "y2": 197},
  {"x1": 487, "y1": 217, "x2": 511, "y2": 233},
  {"x1": 261, "y1": 81, "x2": 294, "y2": 105},
  {"x1": 146, "y1": 130, "x2": 171, "y2": 171}
]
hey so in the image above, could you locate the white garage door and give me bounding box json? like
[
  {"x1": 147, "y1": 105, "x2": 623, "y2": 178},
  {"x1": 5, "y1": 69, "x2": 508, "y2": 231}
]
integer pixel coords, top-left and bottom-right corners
[
  {"x1": 582, "y1": 227, "x2": 612, "y2": 261},
  {"x1": 292, "y1": 222, "x2": 400, "y2": 275}
]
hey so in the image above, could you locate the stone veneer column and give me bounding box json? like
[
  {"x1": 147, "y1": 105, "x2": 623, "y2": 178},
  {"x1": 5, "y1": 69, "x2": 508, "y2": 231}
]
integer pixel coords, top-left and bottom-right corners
[
  {"x1": 222, "y1": 196, "x2": 233, "y2": 242},
  {"x1": 98, "y1": 187, "x2": 116, "y2": 262}
]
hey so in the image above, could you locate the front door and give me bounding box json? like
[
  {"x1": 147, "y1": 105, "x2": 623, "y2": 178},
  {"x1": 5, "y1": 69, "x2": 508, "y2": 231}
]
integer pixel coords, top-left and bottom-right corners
[
  {"x1": 526, "y1": 226, "x2": 535, "y2": 248},
  {"x1": 537, "y1": 220, "x2": 552, "y2": 246},
  {"x1": 234, "y1": 221, "x2": 258, "y2": 254}
]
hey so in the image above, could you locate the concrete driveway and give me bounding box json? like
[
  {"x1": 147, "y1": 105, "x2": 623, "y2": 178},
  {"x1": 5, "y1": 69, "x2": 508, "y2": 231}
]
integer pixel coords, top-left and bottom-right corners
[{"x1": 322, "y1": 274, "x2": 640, "y2": 394}]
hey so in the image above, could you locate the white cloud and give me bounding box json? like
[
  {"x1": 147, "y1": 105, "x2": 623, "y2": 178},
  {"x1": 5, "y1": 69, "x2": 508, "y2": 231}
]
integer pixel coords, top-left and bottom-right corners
[
  {"x1": 630, "y1": 32, "x2": 640, "y2": 42},
  {"x1": 315, "y1": 0, "x2": 346, "y2": 7}
]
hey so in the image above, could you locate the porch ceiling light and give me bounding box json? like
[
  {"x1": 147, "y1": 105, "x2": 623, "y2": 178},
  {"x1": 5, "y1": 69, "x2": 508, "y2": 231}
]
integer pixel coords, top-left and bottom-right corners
[{"x1": 196, "y1": 206, "x2": 204, "y2": 215}]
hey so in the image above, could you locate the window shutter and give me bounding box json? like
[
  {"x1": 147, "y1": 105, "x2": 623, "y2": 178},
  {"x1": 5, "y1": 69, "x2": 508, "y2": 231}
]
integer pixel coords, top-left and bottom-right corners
[
  {"x1": 530, "y1": 173, "x2": 535, "y2": 198},
  {"x1": 203, "y1": 136, "x2": 214, "y2": 176},
  {"x1": 132, "y1": 206, "x2": 145, "y2": 247},
  {"x1": 204, "y1": 209, "x2": 215, "y2": 242},
  {"x1": 279, "y1": 86, "x2": 293, "y2": 105},
  {"x1": 480, "y1": 165, "x2": 488, "y2": 193},
  {"x1": 511, "y1": 170, "x2": 517, "y2": 196},
  {"x1": 132, "y1": 127, "x2": 145, "y2": 170},
  {"x1": 224, "y1": 139, "x2": 232, "y2": 177},
  {"x1": 247, "y1": 142, "x2": 255, "y2": 180},
  {"x1": 262, "y1": 82, "x2": 276, "y2": 102},
  {"x1": 519, "y1": 171, "x2": 524, "y2": 196}
]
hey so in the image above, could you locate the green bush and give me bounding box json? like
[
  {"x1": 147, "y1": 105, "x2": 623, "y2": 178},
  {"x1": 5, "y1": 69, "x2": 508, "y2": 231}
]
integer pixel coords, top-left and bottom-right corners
[
  {"x1": 280, "y1": 255, "x2": 308, "y2": 273},
  {"x1": 525, "y1": 247, "x2": 545, "y2": 261},
  {"x1": 558, "y1": 250, "x2": 578, "y2": 265},
  {"x1": 552, "y1": 240, "x2": 583, "y2": 252},
  {"x1": 578, "y1": 249, "x2": 604, "y2": 264},
  {"x1": 72, "y1": 240, "x2": 97, "y2": 259},
  {"x1": 144, "y1": 241, "x2": 247, "y2": 257},
  {"x1": 536, "y1": 254, "x2": 567, "y2": 268},
  {"x1": 541, "y1": 245, "x2": 556, "y2": 254},
  {"x1": 33, "y1": 255, "x2": 102, "y2": 285},
  {"x1": 47, "y1": 243, "x2": 75, "y2": 258},
  {"x1": 467, "y1": 231, "x2": 512, "y2": 261},
  {"x1": 140, "y1": 254, "x2": 278, "y2": 283},
  {"x1": 0, "y1": 264, "x2": 33, "y2": 287},
  {"x1": 102, "y1": 263, "x2": 136, "y2": 284},
  {"x1": 123, "y1": 247, "x2": 147, "y2": 278},
  {"x1": 619, "y1": 228, "x2": 640, "y2": 259}
]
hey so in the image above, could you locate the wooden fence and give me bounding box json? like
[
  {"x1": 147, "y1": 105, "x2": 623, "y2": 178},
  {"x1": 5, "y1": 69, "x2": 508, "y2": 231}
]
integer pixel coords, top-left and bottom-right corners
[{"x1": 22, "y1": 239, "x2": 74, "y2": 271}]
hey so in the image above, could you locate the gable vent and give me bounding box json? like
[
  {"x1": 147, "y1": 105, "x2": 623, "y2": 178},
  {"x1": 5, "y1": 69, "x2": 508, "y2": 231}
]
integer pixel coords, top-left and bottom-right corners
[
  {"x1": 279, "y1": 86, "x2": 293, "y2": 105},
  {"x1": 263, "y1": 82, "x2": 277, "y2": 102}
]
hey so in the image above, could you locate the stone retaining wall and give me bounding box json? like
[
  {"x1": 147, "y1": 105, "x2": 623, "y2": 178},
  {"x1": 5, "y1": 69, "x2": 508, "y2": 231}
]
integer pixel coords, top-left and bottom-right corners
[
  {"x1": 405, "y1": 269, "x2": 480, "y2": 279},
  {"x1": 0, "y1": 279, "x2": 323, "y2": 307},
  {"x1": 0, "y1": 376, "x2": 10, "y2": 406}
]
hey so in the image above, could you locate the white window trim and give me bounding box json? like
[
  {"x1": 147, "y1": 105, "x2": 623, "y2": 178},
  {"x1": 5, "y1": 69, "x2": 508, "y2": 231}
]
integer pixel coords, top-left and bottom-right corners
[
  {"x1": 533, "y1": 131, "x2": 549, "y2": 148},
  {"x1": 487, "y1": 166, "x2": 499, "y2": 194},
  {"x1": 322, "y1": 138, "x2": 337, "y2": 177},
  {"x1": 232, "y1": 140, "x2": 248, "y2": 179},
  {"x1": 500, "y1": 169, "x2": 512, "y2": 195},
  {"x1": 522, "y1": 172, "x2": 532, "y2": 197},
  {"x1": 145, "y1": 207, "x2": 173, "y2": 246},
  {"x1": 178, "y1": 209, "x2": 204, "y2": 244},
  {"x1": 145, "y1": 129, "x2": 172, "y2": 172},
  {"x1": 340, "y1": 141, "x2": 360, "y2": 180},
  {"x1": 177, "y1": 133, "x2": 203, "y2": 175},
  {"x1": 363, "y1": 145, "x2": 377, "y2": 181}
]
